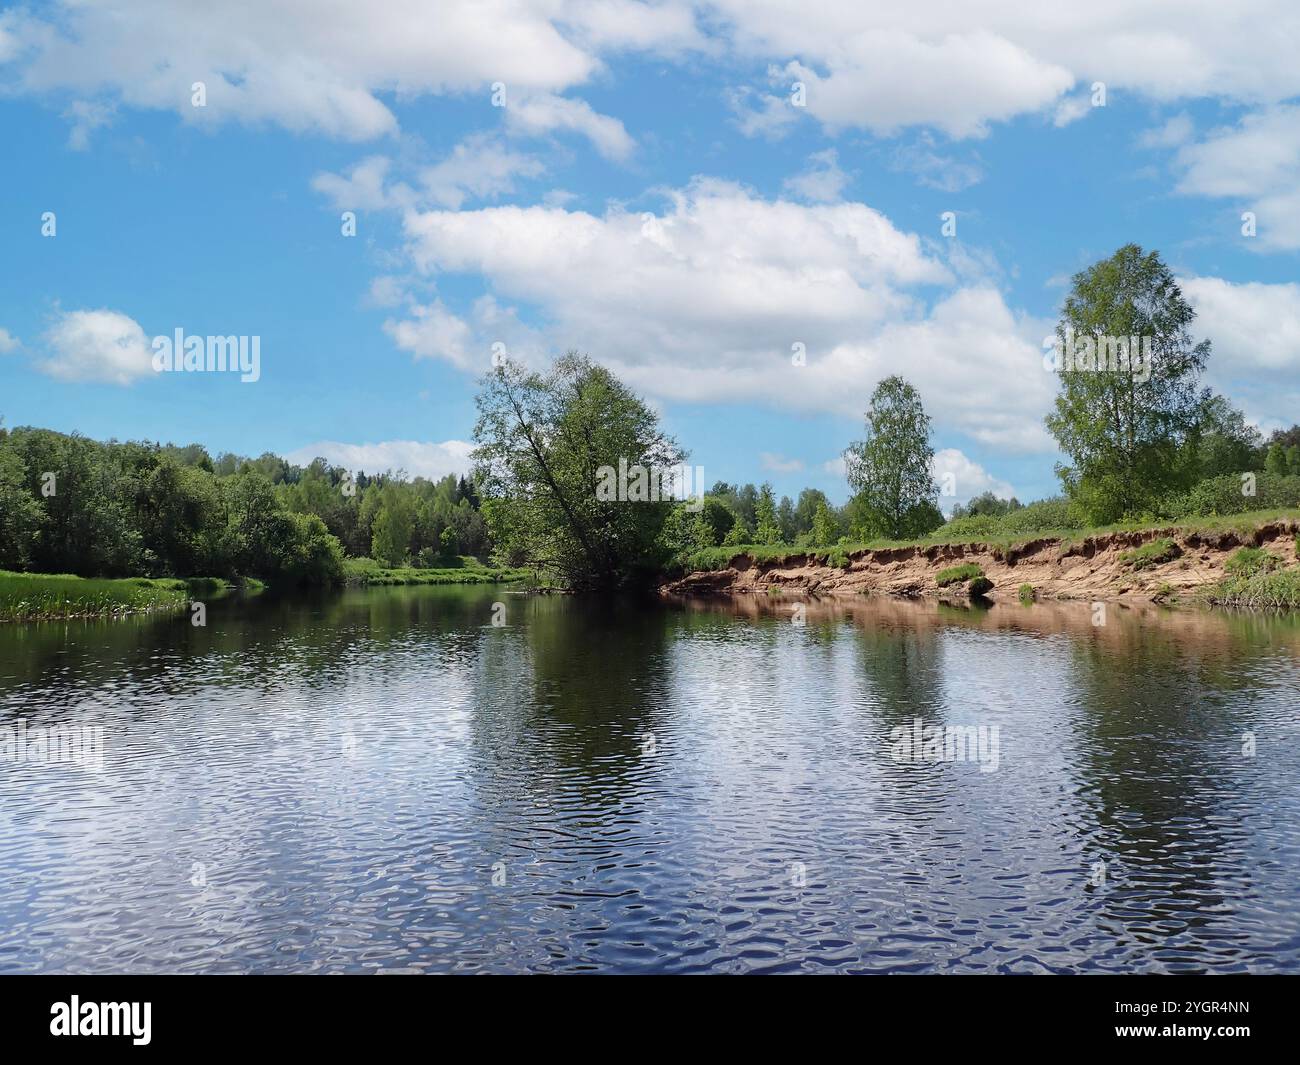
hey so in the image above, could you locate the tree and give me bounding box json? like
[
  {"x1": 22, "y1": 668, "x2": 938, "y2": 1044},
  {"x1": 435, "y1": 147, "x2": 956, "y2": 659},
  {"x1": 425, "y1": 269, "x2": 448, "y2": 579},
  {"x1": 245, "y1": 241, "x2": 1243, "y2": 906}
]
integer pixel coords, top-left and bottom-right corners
[
  {"x1": 754, "y1": 484, "x2": 781, "y2": 544},
  {"x1": 811, "y1": 500, "x2": 838, "y2": 546},
  {"x1": 843, "y1": 376, "x2": 938, "y2": 539},
  {"x1": 1045, "y1": 245, "x2": 1211, "y2": 522},
  {"x1": 1195, "y1": 395, "x2": 1263, "y2": 479},
  {"x1": 473, "y1": 353, "x2": 683, "y2": 590},
  {"x1": 371, "y1": 485, "x2": 414, "y2": 566},
  {"x1": 1265, "y1": 443, "x2": 1289, "y2": 477}
]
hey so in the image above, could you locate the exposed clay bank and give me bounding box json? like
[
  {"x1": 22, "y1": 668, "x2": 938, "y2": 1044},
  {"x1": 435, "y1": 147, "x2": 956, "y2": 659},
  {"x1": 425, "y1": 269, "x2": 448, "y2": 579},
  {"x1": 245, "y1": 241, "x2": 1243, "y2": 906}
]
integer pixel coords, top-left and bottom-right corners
[{"x1": 662, "y1": 519, "x2": 1300, "y2": 605}]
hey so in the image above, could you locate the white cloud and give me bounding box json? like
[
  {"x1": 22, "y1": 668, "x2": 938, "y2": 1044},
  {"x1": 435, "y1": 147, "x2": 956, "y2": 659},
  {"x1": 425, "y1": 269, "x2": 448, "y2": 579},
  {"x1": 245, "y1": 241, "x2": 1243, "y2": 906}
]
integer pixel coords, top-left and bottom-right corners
[
  {"x1": 760, "y1": 452, "x2": 804, "y2": 474},
  {"x1": 285, "y1": 439, "x2": 475, "y2": 481},
  {"x1": 1180, "y1": 276, "x2": 1300, "y2": 427},
  {"x1": 10, "y1": 2, "x2": 1300, "y2": 149},
  {"x1": 3, "y1": 1, "x2": 673, "y2": 141},
  {"x1": 312, "y1": 156, "x2": 408, "y2": 211},
  {"x1": 395, "y1": 179, "x2": 1055, "y2": 450},
  {"x1": 62, "y1": 98, "x2": 115, "y2": 150},
  {"x1": 0, "y1": 327, "x2": 19, "y2": 353},
  {"x1": 1172, "y1": 105, "x2": 1300, "y2": 250},
  {"x1": 932, "y1": 448, "x2": 1015, "y2": 510},
  {"x1": 418, "y1": 135, "x2": 546, "y2": 208},
  {"x1": 716, "y1": 3, "x2": 1300, "y2": 138},
  {"x1": 782, "y1": 149, "x2": 848, "y2": 203},
  {"x1": 38, "y1": 309, "x2": 154, "y2": 385},
  {"x1": 503, "y1": 92, "x2": 635, "y2": 160}
]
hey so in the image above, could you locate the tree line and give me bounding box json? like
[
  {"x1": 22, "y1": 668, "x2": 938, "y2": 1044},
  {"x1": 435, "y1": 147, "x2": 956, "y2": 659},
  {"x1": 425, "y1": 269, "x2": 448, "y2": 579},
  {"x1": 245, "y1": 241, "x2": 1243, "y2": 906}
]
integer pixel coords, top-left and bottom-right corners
[{"x1": 0, "y1": 426, "x2": 490, "y2": 584}]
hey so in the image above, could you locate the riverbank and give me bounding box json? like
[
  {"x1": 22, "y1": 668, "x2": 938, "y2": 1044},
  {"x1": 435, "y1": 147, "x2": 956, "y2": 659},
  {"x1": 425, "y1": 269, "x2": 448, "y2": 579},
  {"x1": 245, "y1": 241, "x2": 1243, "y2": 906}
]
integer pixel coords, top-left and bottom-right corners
[
  {"x1": 0, "y1": 570, "x2": 224, "y2": 622},
  {"x1": 662, "y1": 510, "x2": 1300, "y2": 608},
  {"x1": 341, "y1": 556, "x2": 535, "y2": 586}
]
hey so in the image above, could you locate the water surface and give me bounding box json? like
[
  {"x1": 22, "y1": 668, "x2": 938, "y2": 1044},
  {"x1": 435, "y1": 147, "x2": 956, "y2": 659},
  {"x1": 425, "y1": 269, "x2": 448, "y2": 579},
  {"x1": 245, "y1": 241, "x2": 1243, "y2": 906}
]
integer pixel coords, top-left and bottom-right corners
[{"x1": 1, "y1": 585, "x2": 1297, "y2": 973}]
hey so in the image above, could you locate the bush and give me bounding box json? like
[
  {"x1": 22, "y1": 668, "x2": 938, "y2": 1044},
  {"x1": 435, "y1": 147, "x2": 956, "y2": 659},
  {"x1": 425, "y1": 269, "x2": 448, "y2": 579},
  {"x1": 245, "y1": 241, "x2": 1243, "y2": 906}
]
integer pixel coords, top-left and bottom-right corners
[
  {"x1": 1119, "y1": 537, "x2": 1181, "y2": 570},
  {"x1": 1018, "y1": 583, "x2": 1036, "y2": 603},
  {"x1": 936, "y1": 562, "x2": 983, "y2": 587},
  {"x1": 1165, "y1": 473, "x2": 1300, "y2": 520},
  {"x1": 968, "y1": 576, "x2": 994, "y2": 597}
]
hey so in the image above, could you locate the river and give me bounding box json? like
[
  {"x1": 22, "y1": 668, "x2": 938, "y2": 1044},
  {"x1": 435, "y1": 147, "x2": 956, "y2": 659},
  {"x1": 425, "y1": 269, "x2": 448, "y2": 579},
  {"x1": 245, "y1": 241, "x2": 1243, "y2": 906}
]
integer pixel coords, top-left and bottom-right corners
[{"x1": 1, "y1": 585, "x2": 1297, "y2": 973}]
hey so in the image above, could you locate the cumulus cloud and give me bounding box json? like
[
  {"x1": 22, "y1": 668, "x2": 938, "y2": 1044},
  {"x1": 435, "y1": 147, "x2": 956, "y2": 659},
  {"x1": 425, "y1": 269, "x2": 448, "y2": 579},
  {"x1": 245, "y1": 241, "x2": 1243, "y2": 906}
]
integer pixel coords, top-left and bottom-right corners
[
  {"x1": 393, "y1": 178, "x2": 1055, "y2": 450},
  {"x1": 2, "y1": 0, "x2": 680, "y2": 142},
  {"x1": 1172, "y1": 105, "x2": 1300, "y2": 250},
  {"x1": 715, "y1": 2, "x2": 1300, "y2": 137},
  {"x1": 37, "y1": 309, "x2": 154, "y2": 385},
  {"x1": 503, "y1": 92, "x2": 635, "y2": 160},
  {"x1": 0, "y1": 327, "x2": 19, "y2": 353},
  {"x1": 285, "y1": 439, "x2": 475, "y2": 481},
  {"x1": 9, "y1": 2, "x2": 1300, "y2": 149}
]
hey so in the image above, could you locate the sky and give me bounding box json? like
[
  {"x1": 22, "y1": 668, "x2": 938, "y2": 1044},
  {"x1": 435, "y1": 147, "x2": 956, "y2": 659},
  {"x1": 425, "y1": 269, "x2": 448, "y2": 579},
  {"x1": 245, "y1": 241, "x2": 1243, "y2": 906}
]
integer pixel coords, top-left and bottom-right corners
[{"x1": 1, "y1": 1, "x2": 1298, "y2": 510}]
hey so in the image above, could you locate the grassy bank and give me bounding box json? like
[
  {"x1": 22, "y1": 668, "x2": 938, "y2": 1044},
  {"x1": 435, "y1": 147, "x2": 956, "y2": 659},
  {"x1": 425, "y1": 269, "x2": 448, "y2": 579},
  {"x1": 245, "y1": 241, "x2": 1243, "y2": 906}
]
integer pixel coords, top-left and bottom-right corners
[
  {"x1": 342, "y1": 556, "x2": 534, "y2": 586},
  {"x1": 0, "y1": 570, "x2": 205, "y2": 622},
  {"x1": 682, "y1": 507, "x2": 1300, "y2": 574}
]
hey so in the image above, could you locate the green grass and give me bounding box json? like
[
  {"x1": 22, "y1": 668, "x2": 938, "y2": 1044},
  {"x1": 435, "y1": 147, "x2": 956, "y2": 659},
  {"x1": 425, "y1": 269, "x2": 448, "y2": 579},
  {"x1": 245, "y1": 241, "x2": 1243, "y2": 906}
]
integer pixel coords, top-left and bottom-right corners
[
  {"x1": 1119, "y1": 537, "x2": 1181, "y2": 570},
  {"x1": 0, "y1": 570, "x2": 193, "y2": 622},
  {"x1": 1224, "y1": 546, "x2": 1281, "y2": 578},
  {"x1": 1018, "y1": 583, "x2": 1036, "y2": 604},
  {"x1": 936, "y1": 563, "x2": 984, "y2": 587},
  {"x1": 342, "y1": 556, "x2": 534, "y2": 586},
  {"x1": 1209, "y1": 568, "x2": 1300, "y2": 609}
]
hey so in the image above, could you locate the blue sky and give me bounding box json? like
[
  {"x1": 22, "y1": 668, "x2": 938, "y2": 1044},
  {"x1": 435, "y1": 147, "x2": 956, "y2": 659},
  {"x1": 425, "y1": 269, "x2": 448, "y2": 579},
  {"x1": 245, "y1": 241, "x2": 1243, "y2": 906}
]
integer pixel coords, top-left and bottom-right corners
[{"x1": 2, "y1": 3, "x2": 1298, "y2": 509}]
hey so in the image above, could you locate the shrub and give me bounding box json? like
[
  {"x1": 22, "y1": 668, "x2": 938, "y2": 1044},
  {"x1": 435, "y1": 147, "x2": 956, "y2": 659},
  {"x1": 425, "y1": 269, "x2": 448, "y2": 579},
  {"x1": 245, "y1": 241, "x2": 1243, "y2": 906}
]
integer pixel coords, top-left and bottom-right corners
[
  {"x1": 1120, "y1": 537, "x2": 1181, "y2": 570},
  {"x1": 1165, "y1": 473, "x2": 1300, "y2": 520},
  {"x1": 968, "y1": 576, "x2": 994, "y2": 597},
  {"x1": 1018, "y1": 583, "x2": 1036, "y2": 603},
  {"x1": 936, "y1": 562, "x2": 983, "y2": 587}
]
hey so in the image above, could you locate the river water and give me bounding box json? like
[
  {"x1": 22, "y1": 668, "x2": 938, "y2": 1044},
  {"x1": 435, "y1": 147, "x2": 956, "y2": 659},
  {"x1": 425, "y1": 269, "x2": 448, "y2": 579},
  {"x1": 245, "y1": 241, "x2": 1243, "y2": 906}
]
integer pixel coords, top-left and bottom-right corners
[{"x1": 1, "y1": 585, "x2": 1297, "y2": 973}]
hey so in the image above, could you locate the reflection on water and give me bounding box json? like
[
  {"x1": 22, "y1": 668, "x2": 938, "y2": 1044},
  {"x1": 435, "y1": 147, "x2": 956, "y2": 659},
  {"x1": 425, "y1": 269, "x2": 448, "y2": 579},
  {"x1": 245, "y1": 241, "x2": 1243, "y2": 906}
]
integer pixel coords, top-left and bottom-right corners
[{"x1": 0, "y1": 586, "x2": 1297, "y2": 973}]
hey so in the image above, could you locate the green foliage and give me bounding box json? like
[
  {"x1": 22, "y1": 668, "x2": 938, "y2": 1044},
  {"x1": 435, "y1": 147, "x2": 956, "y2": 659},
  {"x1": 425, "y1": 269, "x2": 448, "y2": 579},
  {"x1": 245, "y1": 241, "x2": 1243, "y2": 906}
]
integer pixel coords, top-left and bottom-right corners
[
  {"x1": 1265, "y1": 444, "x2": 1289, "y2": 477},
  {"x1": 1164, "y1": 473, "x2": 1300, "y2": 519},
  {"x1": 370, "y1": 485, "x2": 415, "y2": 566},
  {"x1": 811, "y1": 499, "x2": 838, "y2": 546},
  {"x1": 1045, "y1": 245, "x2": 1211, "y2": 523},
  {"x1": 0, "y1": 425, "x2": 497, "y2": 587},
  {"x1": 1119, "y1": 537, "x2": 1181, "y2": 570},
  {"x1": 968, "y1": 576, "x2": 994, "y2": 597},
  {"x1": 1210, "y1": 568, "x2": 1300, "y2": 609},
  {"x1": 936, "y1": 563, "x2": 984, "y2": 587},
  {"x1": 0, "y1": 569, "x2": 190, "y2": 621},
  {"x1": 473, "y1": 353, "x2": 684, "y2": 590},
  {"x1": 754, "y1": 483, "x2": 782, "y2": 544},
  {"x1": 341, "y1": 556, "x2": 530, "y2": 586},
  {"x1": 1018, "y1": 583, "x2": 1036, "y2": 603},
  {"x1": 844, "y1": 376, "x2": 938, "y2": 539},
  {"x1": 1224, "y1": 547, "x2": 1280, "y2": 578},
  {"x1": 950, "y1": 492, "x2": 1023, "y2": 520}
]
